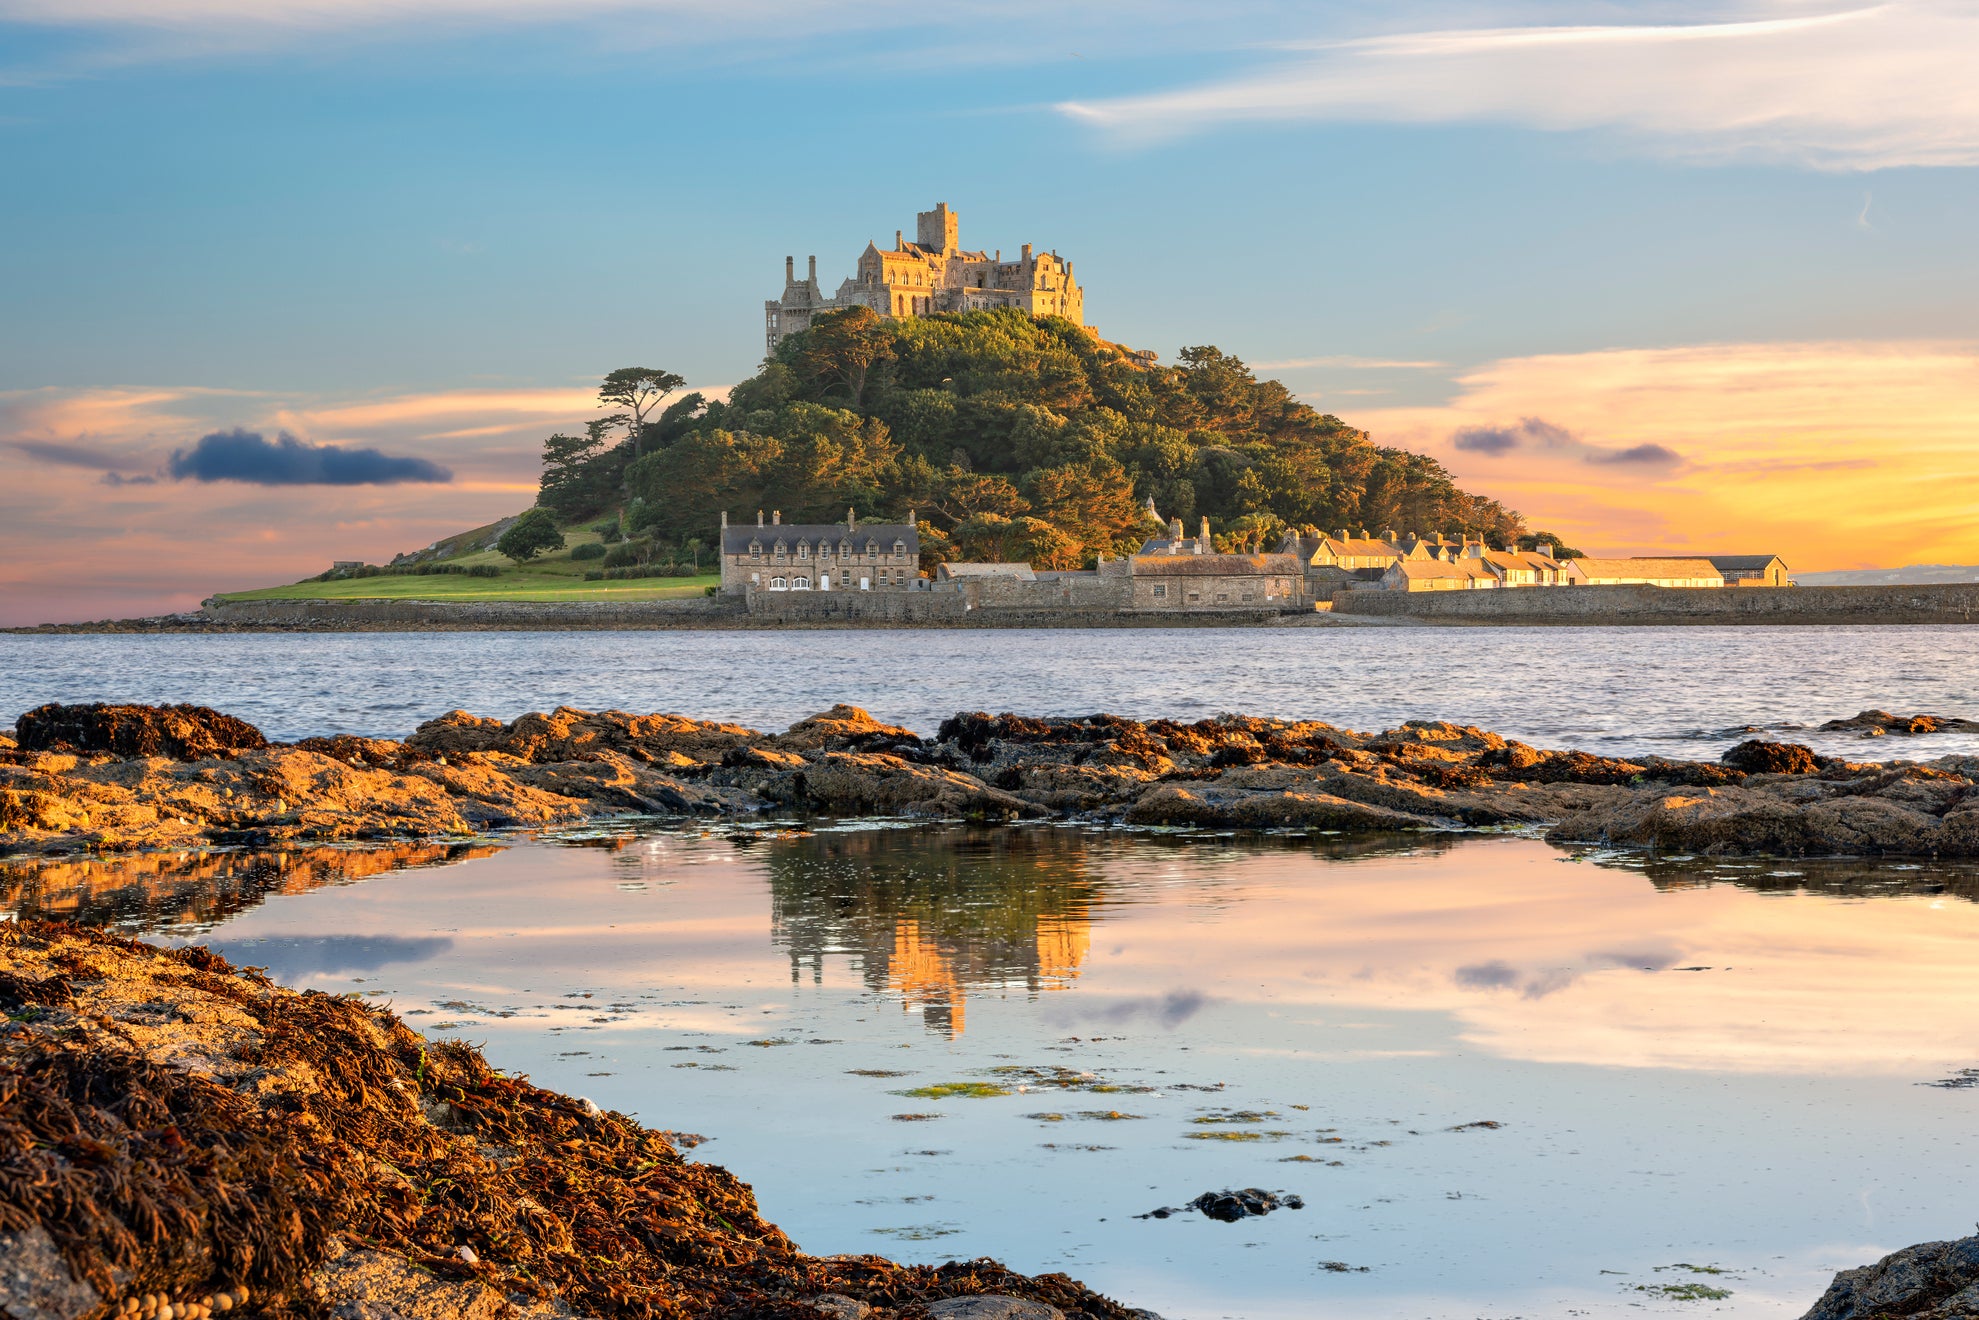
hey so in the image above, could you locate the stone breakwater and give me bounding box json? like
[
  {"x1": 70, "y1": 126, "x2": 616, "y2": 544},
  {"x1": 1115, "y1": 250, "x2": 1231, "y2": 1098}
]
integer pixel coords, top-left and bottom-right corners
[
  {"x1": 0, "y1": 919, "x2": 1154, "y2": 1320},
  {"x1": 5, "y1": 702, "x2": 1979, "y2": 859}
]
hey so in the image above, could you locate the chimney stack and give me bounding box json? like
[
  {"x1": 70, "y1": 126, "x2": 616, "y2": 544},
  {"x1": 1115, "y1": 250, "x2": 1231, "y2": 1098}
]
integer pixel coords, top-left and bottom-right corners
[
  {"x1": 848, "y1": 506, "x2": 857, "y2": 531},
  {"x1": 785, "y1": 256, "x2": 794, "y2": 284},
  {"x1": 896, "y1": 229, "x2": 903, "y2": 248},
  {"x1": 772, "y1": 510, "x2": 781, "y2": 525},
  {"x1": 1169, "y1": 516, "x2": 1184, "y2": 540},
  {"x1": 1198, "y1": 516, "x2": 1211, "y2": 553},
  {"x1": 757, "y1": 510, "x2": 764, "y2": 527},
  {"x1": 807, "y1": 255, "x2": 817, "y2": 282},
  {"x1": 721, "y1": 510, "x2": 728, "y2": 529}
]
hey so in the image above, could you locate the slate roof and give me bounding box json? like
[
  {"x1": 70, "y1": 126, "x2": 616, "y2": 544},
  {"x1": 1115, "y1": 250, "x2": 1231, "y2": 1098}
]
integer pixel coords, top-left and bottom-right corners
[
  {"x1": 1637, "y1": 554, "x2": 1785, "y2": 572},
  {"x1": 722, "y1": 523, "x2": 917, "y2": 556}
]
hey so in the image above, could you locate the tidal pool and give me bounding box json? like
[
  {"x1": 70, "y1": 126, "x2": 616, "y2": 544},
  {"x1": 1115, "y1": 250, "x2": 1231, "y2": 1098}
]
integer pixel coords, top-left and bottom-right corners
[{"x1": 9, "y1": 826, "x2": 1979, "y2": 1319}]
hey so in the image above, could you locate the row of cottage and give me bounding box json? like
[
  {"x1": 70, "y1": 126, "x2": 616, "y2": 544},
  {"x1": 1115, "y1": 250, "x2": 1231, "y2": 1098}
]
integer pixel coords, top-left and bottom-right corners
[{"x1": 719, "y1": 509, "x2": 1789, "y2": 612}]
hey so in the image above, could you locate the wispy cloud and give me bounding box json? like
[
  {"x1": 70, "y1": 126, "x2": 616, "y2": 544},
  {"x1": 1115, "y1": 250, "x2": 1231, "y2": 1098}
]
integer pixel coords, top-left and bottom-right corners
[
  {"x1": 1450, "y1": 416, "x2": 1682, "y2": 467},
  {"x1": 1060, "y1": 3, "x2": 1979, "y2": 170}
]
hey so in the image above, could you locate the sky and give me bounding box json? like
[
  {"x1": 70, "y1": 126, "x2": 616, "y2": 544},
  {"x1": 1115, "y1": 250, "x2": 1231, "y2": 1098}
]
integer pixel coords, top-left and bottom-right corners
[{"x1": 2, "y1": 0, "x2": 1976, "y2": 624}]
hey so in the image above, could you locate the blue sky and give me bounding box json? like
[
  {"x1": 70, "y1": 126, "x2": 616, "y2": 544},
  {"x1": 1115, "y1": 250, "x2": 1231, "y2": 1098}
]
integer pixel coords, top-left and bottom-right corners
[{"x1": 2, "y1": 1, "x2": 1977, "y2": 622}]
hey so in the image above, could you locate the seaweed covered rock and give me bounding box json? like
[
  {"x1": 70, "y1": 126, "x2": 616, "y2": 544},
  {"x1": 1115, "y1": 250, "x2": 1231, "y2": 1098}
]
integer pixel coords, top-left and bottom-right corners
[
  {"x1": 1723, "y1": 740, "x2": 1827, "y2": 775},
  {"x1": 0, "y1": 920, "x2": 1152, "y2": 1320},
  {"x1": 403, "y1": 707, "x2": 760, "y2": 766},
  {"x1": 1819, "y1": 710, "x2": 1979, "y2": 738},
  {"x1": 1798, "y1": 1232, "x2": 1979, "y2": 1319},
  {"x1": 16, "y1": 702, "x2": 267, "y2": 760}
]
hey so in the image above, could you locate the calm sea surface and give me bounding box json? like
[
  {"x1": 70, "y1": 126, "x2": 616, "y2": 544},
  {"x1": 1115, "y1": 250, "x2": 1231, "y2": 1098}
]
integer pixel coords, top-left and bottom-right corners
[
  {"x1": 3, "y1": 625, "x2": 1978, "y2": 760},
  {"x1": 8, "y1": 826, "x2": 1979, "y2": 1319}
]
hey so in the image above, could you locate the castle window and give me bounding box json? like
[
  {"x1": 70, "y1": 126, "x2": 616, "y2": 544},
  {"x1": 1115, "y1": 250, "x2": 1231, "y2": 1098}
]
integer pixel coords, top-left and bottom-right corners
[
  {"x1": 770, "y1": 577, "x2": 787, "y2": 590},
  {"x1": 793, "y1": 576, "x2": 811, "y2": 590},
  {"x1": 1152, "y1": 585, "x2": 1167, "y2": 598}
]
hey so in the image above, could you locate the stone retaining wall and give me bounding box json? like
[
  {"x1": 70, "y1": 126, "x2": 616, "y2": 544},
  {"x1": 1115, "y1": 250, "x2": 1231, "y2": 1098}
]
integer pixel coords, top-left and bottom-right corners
[
  {"x1": 195, "y1": 594, "x2": 1289, "y2": 631},
  {"x1": 200, "y1": 597, "x2": 742, "y2": 630},
  {"x1": 1331, "y1": 582, "x2": 1979, "y2": 624}
]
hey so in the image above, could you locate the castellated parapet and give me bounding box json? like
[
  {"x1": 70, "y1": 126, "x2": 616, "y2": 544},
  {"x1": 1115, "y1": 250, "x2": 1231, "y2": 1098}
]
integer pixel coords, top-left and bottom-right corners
[{"x1": 765, "y1": 203, "x2": 1087, "y2": 352}]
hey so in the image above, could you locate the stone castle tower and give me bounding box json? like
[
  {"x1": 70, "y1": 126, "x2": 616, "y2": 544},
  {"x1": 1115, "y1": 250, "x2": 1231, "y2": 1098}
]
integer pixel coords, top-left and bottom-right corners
[{"x1": 765, "y1": 203, "x2": 1087, "y2": 352}]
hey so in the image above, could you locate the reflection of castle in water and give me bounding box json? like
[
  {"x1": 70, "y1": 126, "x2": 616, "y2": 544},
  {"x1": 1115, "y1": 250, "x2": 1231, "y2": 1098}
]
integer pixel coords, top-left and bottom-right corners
[
  {"x1": 765, "y1": 828, "x2": 1099, "y2": 1037},
  {"x1": 0, "y1": 843, "x2": 500, "y2": 934}
]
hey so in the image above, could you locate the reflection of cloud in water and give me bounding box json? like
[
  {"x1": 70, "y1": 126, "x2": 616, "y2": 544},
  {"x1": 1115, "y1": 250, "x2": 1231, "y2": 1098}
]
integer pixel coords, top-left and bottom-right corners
[
  {"x1": 1083, "y1": 988, "x2": 1211, "y2": 1029},
  {"x1": 204, "y1": 934, "x2": 453, "y2": 978},
  {"x1": 1454, "y1": 960, "x2": 1580, "y2": 1000},
  {"x1": 1454, "y1": 960, "x2": 1518, "y2": 989}
]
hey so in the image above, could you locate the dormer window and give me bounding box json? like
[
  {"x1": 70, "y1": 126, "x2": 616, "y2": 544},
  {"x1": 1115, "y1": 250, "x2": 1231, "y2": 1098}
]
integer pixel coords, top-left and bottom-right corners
[
  {"x1": 773, "y1": 540, "x2": 787, "y2": 559},
  {"x1": 797, "y1": 542, "x2": 810, "y2": 560},
  {"x1": 893, "y1": 540, "x2": 906, "y2": 557},
  {"x1": 817, "y1": 542, "x2": 830, "y2": 559},
  {"x1": 749, "y1": 541, "x2": 762, "y2": 560},
  {"x1": 839, "y1": 540, "x2": 852, "y2": 557},
  {"x1": 865, "y1": 540, "x2": 879, "y2": 556}
]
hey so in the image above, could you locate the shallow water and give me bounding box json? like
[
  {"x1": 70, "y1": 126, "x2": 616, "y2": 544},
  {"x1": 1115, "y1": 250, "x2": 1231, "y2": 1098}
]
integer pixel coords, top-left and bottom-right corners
[
  {"x1": 3, "y1": 625, "x2": 1979, "y2": 761},
  {"x1": 10, "y1": 825, "x2": 1979, "y2": 1319}
]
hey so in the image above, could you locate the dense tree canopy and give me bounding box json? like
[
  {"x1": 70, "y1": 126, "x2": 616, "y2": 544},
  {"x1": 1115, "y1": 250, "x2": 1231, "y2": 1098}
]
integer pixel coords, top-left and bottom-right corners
[{"x1": 536, "y1": 308, "x2": 1525, "y2": 566}]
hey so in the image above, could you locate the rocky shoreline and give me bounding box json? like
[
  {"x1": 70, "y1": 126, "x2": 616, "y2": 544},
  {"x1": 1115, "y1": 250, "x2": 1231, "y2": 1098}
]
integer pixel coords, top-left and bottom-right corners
[
  {"x1": 3, "y1": 702, "x2": 1978, "y2": 860},
  {"x1": 0, "y1": 918, "x2": 1152, "y2": 1320}
]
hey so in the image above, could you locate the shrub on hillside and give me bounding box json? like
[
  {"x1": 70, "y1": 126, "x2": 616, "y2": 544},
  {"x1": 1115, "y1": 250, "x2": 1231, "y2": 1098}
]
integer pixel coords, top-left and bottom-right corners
[
  {"x1": 497, "y1": 509, "x2": 565, "y2": 563},
  {"x1": 602, "y1": 543, "x2": 642, "y2": 569},
  {"x1": 570, "y1": 541, "x2": 607, "y2": 561}
]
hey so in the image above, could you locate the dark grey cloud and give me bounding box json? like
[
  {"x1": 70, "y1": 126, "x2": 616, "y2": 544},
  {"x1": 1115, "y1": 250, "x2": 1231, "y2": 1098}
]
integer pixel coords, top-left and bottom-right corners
[
  {"x1": 168, "y1": 428, "x2": 452, "y2": 485},
  {"x1": 1585, "y1": 442, "x2": 1681, "y2": 466},
  {"x1": 1450, "y1": 416, "x2": 1577, "y2": 456},
  {"x1": 202, "y1": 934, "x2": 452, "y2": 978},
  {"x1": 1451, "y1": 426, "x2": 1522, "y2": 456},
  {"x1": 100, "y1": 471, "x2": 158, "y2": 486}
]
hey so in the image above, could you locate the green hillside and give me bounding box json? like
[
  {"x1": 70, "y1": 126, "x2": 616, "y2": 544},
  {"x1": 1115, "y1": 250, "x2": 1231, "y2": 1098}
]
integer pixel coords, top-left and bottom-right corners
[{"x1": 543, "y1": 307, "x2": 1527, "y2": 569}]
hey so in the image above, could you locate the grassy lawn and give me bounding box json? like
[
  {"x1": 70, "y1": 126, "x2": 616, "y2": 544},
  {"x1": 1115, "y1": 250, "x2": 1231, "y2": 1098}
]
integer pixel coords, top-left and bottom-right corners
[
  {"x1": 215, "y1": 518, "x2": 723, "y2": 602},
  {"x1": 214, "y1": 572, "x2": 722, "y2": 603}
]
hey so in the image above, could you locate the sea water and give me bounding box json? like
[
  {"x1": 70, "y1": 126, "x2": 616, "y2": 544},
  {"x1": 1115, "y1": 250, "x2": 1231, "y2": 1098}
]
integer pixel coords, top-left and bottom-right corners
[{"x1": 3, "y1": 624, "x2": 1978, "y2": 761}]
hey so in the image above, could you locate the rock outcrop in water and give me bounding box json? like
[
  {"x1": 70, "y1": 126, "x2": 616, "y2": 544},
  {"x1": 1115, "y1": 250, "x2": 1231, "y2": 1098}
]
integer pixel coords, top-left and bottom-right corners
[
  {"x1": 0, "y1": 918, "x2": 1154, "y2": 1320},
  {"x1": 1798, "y1": 1232, "x2": 1979, "y2": 1319},
  {"x1": 4, "y1": 701, "x2": 1978, "y2": 859}
]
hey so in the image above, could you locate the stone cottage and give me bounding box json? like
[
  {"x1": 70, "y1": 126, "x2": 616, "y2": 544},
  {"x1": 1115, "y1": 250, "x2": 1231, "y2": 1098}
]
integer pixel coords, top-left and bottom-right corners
[{"x1": 719, "y1": 509, "x2": 920, "y2": 595}]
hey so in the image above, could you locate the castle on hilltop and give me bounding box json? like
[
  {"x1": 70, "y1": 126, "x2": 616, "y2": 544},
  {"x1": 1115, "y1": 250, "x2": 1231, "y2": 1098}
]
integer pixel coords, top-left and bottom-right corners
[{"x1": 765, "y1": 203, "x2": 1086, "y2": 352}]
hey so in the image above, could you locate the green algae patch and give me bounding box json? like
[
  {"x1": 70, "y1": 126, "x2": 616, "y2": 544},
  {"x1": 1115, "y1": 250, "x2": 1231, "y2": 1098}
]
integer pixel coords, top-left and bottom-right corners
[
  {"x1": 1189, "y1": 1110, "x2": 1279, "y2": 1124},
  {"x1": 893, "y1": 1081, "x2": 1014, "y2": 1100},
  {"x1": 1631, "y1": 1283, "x2": 1733, "y2": 1301}
]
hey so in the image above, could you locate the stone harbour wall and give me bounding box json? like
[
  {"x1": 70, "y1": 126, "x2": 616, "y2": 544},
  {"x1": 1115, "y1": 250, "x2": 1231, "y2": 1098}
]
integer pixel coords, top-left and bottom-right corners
[{"x1": 1330, "y1": 582, "x2": 1979, "y2": 625}]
